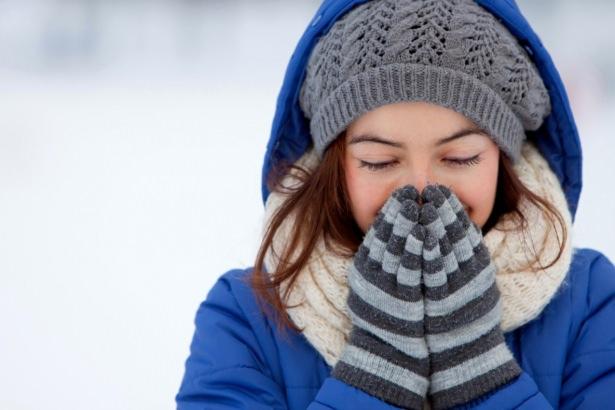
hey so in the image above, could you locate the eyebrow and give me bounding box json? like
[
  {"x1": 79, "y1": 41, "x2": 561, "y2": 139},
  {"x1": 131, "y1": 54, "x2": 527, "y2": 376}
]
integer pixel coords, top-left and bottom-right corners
[{"x1": 348, "y1": 127, "x2": 488, "y2": 148}]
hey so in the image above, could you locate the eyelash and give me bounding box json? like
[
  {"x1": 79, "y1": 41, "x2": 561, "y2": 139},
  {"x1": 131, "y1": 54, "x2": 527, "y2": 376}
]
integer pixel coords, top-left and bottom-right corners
[{"x1": 359, "y1": 155, "x2": 483, "y2": 171}]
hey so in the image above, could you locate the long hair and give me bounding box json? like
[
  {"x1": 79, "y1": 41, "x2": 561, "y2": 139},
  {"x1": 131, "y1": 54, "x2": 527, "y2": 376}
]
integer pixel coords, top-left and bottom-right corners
[{"x1": 249, "y1": 133, "x2": 568, "y2": 334}]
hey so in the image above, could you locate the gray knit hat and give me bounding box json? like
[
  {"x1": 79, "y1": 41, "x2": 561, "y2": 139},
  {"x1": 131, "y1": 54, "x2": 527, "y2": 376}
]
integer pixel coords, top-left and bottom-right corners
[{"x1": 299, "y1": 0, "x2": 551, "y2": 163}]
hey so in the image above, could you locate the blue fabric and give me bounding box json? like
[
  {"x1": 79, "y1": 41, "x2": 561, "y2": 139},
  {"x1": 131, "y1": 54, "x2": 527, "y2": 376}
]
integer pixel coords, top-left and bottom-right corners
[
  {"x1": 176, "y1": 248, "x2": 615, "y2": 409},
  {"x1": 176, "y1": 0, "x2": 614, "y2": 408},
  {"x1": 259, "y1": 0, "x2": 582, "y2": 222}
]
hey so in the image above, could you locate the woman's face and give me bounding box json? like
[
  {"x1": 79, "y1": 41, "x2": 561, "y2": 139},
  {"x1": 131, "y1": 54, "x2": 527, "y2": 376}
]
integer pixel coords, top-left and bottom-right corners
[{"x1": 344, "y1": 101, "x2": 500, "y2": 234}]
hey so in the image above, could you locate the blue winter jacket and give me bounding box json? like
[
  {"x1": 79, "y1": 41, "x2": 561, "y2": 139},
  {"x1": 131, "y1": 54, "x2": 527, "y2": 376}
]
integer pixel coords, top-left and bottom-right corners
[{"x1": 176, "y1": 0, "x2": 615, "y2": 408}]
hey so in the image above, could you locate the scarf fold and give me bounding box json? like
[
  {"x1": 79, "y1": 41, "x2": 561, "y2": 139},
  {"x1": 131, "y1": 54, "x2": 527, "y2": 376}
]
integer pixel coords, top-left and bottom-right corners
[{"x1": 262, "y1": 141, "x2": 573, "y2": 367}]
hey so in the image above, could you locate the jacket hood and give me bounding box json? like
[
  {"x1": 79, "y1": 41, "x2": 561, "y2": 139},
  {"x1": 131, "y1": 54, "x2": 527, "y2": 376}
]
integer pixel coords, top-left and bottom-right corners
[{"x1": 260, "y1": 0, "x2": 582, "y2": 222}]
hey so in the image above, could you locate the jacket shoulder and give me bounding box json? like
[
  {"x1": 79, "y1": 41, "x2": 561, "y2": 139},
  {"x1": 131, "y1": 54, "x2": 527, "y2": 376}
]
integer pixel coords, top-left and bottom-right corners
[
  {"x1": 206, "y1": 266, "x2": 280, "y2": 330},
  {"x1": 565, "y1": 247, "x2": 615, "y2": 355},
  {"x1": 189, "y1": 267, "x2": 281, "y2": 372},
  {"x1": 206, "y1": 267, "x2": 256, "y2": 309},
  {"x1": 568, "y1": 247, "x2": 615, "y2": 296}
]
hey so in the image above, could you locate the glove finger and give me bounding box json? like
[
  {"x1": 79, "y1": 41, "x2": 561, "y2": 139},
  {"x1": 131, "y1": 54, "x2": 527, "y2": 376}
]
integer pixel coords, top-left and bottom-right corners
[
  {"x1": 420, "y1": 188, "x2": 501, "y2": 335},
  {"x1": 358, "y1": 184, "x2": 419, "y2": 270},
  {"x1": 381, "y1": 197, "x2": 418, "y2": 277},
  {"x1": 352, "y1": 198, "x2": 424, "y2": 337},
  {"x1": 393, "y1": 200, "x2": 423, "y2": 295},
  {"x1": 439, "y1": 184, "x2": 485, "y2": 245},
  {"x1": 419, "y1": 194, "x2": 486, "y2": 300},
  {"x1": 348, "y1": 186, "x2": 424, "y2": 335},
  {"x1": 355, "y1": 196, "x2": 417, "y2": 296},
  {"x1": 430, "y1": 184, "x2": 496, "y2": 296},
  {"x1": 420, "y1": 205, "x2": 452, "y2": 295},
  {"x1": 362, "y1": 185, "x2": 417, "y2": 257},
  {"x1": 421, "y1": 184, "x2": 477, "y2": 264},
  {"x1": 425, "y1": 184, "x2": 483, "y2": 248},
  {"x1": 391, "y1": 184, "x2": 420, "y2": 203}
]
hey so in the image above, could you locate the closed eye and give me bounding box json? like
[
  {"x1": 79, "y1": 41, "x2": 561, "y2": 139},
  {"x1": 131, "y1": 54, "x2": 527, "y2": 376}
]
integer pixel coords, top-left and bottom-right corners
[
  {"x1": 358, "y1": 155, "x2": 482, "y2": 171},
  {"x1": 358, "y1": 160, "x2": 397, "y2": 171},
  {"x1": 445, "y1": 154, "x2": 482, "y2": 167}
]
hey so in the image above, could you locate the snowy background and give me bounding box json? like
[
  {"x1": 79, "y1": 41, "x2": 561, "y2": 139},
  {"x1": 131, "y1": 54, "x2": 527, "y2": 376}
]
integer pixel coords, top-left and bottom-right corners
[{"x1": 0, "y1": 1, "x2": 613, "y2": 409}]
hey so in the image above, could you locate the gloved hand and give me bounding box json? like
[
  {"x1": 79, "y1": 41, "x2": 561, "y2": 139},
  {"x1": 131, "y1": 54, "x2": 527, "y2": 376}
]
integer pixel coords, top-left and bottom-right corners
[
  {"x1": 419, "y1": 184, "x2": 522, "y2": 409},
  {"x1": 332, "y1": 185, "x2": 429, "y2": 410}
]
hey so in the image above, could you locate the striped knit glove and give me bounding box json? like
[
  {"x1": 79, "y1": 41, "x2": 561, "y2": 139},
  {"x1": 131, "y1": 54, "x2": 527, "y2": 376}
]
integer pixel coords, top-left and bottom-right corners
[
  {"x1": 418, "y1": 184, "x2": 522, "y2": 409},
  {"x1": 332, "y1": 185, "x2": 429, "y2": 409}
]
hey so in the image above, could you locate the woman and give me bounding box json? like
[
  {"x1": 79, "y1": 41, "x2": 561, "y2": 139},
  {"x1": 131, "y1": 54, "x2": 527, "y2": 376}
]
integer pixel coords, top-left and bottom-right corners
[{"x1": 176, "y1": 0, "x2": 615, "y2": 408}]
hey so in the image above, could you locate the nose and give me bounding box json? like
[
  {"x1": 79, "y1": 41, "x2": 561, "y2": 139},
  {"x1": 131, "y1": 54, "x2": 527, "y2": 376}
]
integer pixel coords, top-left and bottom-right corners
[{"x1": 399, "y1": 168, "x2": 436, "y2": 203}]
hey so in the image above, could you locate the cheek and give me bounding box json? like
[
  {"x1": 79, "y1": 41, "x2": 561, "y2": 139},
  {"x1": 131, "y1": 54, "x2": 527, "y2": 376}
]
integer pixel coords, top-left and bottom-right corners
[
  {"x1": 345, "y1": 167, "x2": 389, "y2": 233},
  {"x1": 456, "y1": 163, "x2": 499, "y2": 228}
]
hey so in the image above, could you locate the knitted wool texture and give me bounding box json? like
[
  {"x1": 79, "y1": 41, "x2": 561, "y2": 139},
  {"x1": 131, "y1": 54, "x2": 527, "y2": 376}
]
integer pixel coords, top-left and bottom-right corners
[
  {"x1": 418, "y1": 185, "x2": 521, "y2": 408},
  {"x1": 299, "y1": 0, "x2": 551, "y2": 163},
  {"x1": 332, "y1": 187, "x2": 431, "y2": 409},
  {"x1": 262, "y1": 140, "x2": 573, "y2": 367},
  {"x1": 330, "y1": 184, "x2": 523, "y2": 409}
]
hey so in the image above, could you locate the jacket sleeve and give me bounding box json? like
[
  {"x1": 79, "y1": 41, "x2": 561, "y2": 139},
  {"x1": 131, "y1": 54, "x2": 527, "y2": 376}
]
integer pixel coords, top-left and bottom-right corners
[
  {"x1": 175, "y1": 270, "x2": 288, "y2": 409},
  {"x1": 175, "y1": 270, "x2": 402, "y2": 410},
  {"x1": 559, "y1": 251, "x2": 615, "y2": 409}
]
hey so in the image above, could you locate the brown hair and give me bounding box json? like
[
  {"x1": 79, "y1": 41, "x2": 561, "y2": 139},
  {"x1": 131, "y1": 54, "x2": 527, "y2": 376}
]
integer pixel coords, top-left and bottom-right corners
[{"x1": 249, "y1": 133, "x2": 568, "y2": 335}]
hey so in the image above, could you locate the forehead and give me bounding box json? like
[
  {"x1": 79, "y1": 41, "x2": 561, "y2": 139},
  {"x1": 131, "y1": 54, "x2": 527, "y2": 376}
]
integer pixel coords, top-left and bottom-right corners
[
  {"x1": 345, "y1": 102, "x2": 490, "y2": 149},
  {"x1": 346, "y1": 101, "x2": 478, "y2": 142}
]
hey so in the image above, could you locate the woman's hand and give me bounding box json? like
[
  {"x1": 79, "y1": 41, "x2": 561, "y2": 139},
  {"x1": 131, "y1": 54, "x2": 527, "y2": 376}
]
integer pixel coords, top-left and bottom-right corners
[
  {"x1": 332, "y1": 185, "x2": 429, "y2": 410},
  {"x1": 419, "y1": 184, "x2": 521, "y2": 409}
]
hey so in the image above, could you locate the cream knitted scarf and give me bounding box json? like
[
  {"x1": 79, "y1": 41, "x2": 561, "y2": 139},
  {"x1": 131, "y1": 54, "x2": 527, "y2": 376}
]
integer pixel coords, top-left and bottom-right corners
[{"x1": 262, "y1": 141, "x2": 573, "y2": 367}]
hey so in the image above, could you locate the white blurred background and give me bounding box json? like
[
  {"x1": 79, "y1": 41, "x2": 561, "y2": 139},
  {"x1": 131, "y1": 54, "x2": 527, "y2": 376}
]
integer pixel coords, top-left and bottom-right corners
[{"x1": 0, "y1": 1, "x2": 613, "y2": 409}]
